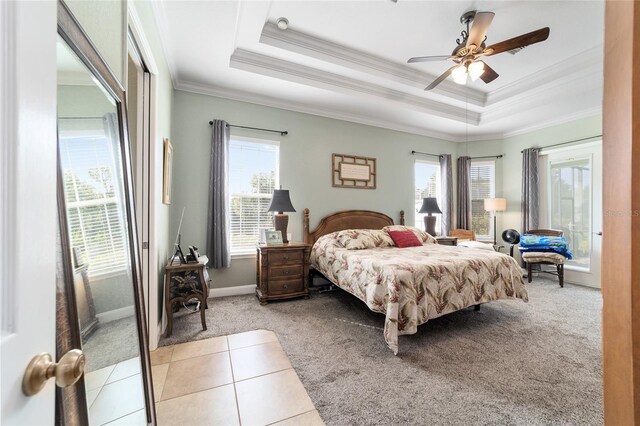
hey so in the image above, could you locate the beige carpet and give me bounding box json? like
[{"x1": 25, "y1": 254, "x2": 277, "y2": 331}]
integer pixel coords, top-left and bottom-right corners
[{"x1": 161, "y1": 277, "x2": 603, "y2": 426}]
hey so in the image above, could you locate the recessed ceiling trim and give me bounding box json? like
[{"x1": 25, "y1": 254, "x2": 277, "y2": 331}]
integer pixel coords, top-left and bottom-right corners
[
  {"x1": 260, "y1": 21, "x2": 487, "y2": 107},
  {"x1": 481, "y1": 67, "x2": 602, "y2": 123},
  {"x1": 229, "y1": 48, "x2": 481, "y2": 125},
  {"x1": 501, "y1": 107, "x2": 601, "y2": 139},
  {"x1": 174, "y1": 80, "x2": 496, "y2": 142},
  {"x1": 485, "y1": 45, "x2": 603, "y2": 105}
]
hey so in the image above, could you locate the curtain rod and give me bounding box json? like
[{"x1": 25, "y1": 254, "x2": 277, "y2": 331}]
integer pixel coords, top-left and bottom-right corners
[
  {"x1": 521, "y1": 135, "x2": 602, "y2": 153},
  {"x1": 470, "y1": 154, "x2": 503, "y2": 159},
  {"x1": 59, "y1": 116, "x2": 104, "y2": 120},
  {"x1": 411, "y1": 150, "x2": 444, "y2": 158},
  {"x1": 208, "y1": 121, "x2": 288, "y2": 136}
]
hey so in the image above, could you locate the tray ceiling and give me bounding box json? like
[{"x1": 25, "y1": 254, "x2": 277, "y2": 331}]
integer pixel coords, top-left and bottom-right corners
[{"x1": 151, "y1": 0, "x2": 604, "y2": 141}]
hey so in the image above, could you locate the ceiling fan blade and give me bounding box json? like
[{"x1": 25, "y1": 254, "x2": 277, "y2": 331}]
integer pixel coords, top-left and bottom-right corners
[
  {"x1": 408, "y1": 55, "x2": 451, "y2": 63},
  {"x1": 466, "y1": 12, "x2": 495, "y2": 49},
  {"x1": 425, "y1": 65, "x2": 458, "y2": 91},
  {"x1": 478, "y1": 61, "x2": 499, "y2": 83},
  {"x1": 484, "y1": 27, "x2": 550, "y2": 56}
]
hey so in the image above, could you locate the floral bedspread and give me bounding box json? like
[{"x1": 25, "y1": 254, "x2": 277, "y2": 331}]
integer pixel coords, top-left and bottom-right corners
[{"x1": 310, "y1": 230, "x2": 528, "y2": 354}]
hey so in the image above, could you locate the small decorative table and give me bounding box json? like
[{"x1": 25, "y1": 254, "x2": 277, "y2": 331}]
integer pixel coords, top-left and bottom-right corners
[{"x1": 164, "y1": 256, "x2": 210, "y2": 337}]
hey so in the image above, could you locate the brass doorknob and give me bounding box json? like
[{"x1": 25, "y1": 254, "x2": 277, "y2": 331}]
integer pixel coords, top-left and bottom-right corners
[{"x1": 22, "y1": 349, "x2": 85, "y2": 396}]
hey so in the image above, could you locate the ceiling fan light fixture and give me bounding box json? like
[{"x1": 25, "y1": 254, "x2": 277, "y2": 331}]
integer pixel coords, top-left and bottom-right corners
[
  {"x1": 468, "y1": 61, "x2": 485, "y2": 81},
  {"x1": 451, "y1": 64, "x2": 468, "y2": 85}
]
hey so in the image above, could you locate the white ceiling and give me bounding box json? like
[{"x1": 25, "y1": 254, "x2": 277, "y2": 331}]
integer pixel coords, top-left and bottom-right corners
[{"x1": 151, "y1": 0, "x2": 604, "y2": 141}]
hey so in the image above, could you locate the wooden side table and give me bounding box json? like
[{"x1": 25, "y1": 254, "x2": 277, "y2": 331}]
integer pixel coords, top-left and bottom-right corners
[
  {"x1": 256, "y1": 242, "x2": 311, "y2": 305},
  {"x1": 164, "y1": 257, "x2": 210, "y2": 337},
  {"x1": 436, "y1": 236, "x2": 458, "y2": 246}
]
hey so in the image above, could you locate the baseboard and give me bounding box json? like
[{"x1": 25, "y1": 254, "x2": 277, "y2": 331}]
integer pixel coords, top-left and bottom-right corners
[
  {"x1": 208, "y1": 284, "x2": 256, "y2": 298},
  {"x1": 96, "y1": 305, "x2": 135, "y2": 324}
]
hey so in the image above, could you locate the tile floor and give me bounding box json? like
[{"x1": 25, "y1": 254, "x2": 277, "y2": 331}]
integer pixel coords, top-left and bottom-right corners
[
  {"x1": 84, "y1": 357, "x2": 147, "y2": 425},
  {"x1": 151, "y1": 329, "x2": 325, "y2": 426}
]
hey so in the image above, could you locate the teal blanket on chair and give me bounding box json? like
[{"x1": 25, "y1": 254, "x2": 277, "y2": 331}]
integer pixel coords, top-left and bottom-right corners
[{"x1": 519, "y1": 234, "x2": 573, "y2": 259}]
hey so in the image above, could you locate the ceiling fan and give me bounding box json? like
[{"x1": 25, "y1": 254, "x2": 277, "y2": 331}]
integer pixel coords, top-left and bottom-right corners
[{"x1": 408, "y1": 10, "x2": 550, "y2": 90}]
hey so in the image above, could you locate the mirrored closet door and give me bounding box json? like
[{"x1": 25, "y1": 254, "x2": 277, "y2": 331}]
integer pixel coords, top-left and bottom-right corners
[{"x1": 56, "y1": 2, "x2": 155, "y2": 424}]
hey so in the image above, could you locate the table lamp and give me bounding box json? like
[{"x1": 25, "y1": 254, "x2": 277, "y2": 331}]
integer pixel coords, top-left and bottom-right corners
[
  {"x1": 484, "y1": 198, "x2": 507, "y2": 246},
  {"x1": 418, "y1": 197, "x2": 442, "y2": 236},
  {"x1": 267, "y1": 188, "x2": 296, "y2": 244}
]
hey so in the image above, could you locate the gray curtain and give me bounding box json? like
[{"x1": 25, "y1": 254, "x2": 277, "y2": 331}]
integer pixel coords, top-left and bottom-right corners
[
  {"x1": 456, "y1": 156, "x2": 472, "y2": 229},
  {"x1": 439, "y1": 154, "x2": 453, "y2": 235},
  {"x1": 521, "y1": 148, "x2": 539, "y2": 233},
  {"x1": 206, "y1": 120, "x2": 231, "y2": 269}
]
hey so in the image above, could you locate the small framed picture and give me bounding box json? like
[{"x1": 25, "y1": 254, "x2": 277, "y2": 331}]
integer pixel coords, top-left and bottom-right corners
[{"x1": 265, "y1": 230, "x2": 283, "y2": 246}]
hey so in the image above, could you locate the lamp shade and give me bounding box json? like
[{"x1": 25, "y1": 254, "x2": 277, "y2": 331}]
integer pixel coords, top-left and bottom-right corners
[
  {"x1": 418, "y1": 198, "x2": 442, "y2": 214},
  {"x1": 484, "y1": 198, "x2": 507, "y2": 212},
  {"x1": 266, "y1": 189, "x2": 296, "y2": 213}
]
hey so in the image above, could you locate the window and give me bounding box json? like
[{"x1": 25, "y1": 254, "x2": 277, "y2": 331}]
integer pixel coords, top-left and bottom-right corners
[
  {"x1": 59, "y1": 130, "x2": 129, "y2": 277},
  {"x1": 470, "y1": 160, "x2": 496, "y2": 238},
  {"x1": 414, "y1": 160, "x2": 441, "y2": 232},
  {"x1": 229, "y1": 138, "x2": 279, "y2": 254}
]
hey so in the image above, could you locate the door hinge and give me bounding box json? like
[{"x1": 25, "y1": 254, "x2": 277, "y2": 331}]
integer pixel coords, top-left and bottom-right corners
[{"x1": 142, "y1": 242, "x2": 149, "y2": 249}]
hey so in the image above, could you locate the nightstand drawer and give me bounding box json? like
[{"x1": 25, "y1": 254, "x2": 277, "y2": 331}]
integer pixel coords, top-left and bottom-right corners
[
  {"x1": 268, "y1": 279, "x2": 303, "y2": 294},
  {"x1": 269, "y1": 250, "x2": 303, "y2": 265},
  {"x1": 270, "y1": 265, "x2": 303, "y2": 279}
]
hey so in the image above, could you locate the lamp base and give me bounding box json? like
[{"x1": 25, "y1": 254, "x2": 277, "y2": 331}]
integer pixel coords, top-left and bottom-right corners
[
  {"x1": 424, "y1": 215, "x2": 437, "y2": 237},
  {"x1": 274, "y1": 214, "x2": 289, "y2": 243}
]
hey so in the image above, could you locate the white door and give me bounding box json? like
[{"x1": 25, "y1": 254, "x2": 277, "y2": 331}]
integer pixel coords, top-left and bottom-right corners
[
  {"x1": 539, "y1": 141, "x2": 603, "y2": 288},
  {"x1": 0, "y1": 1, "x2": 58, "y2": 424}
]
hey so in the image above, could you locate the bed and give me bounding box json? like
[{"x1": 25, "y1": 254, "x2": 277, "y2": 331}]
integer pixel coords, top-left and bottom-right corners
[{"x1": 303, "y1": 208, "x2": 528, "y2": 354}]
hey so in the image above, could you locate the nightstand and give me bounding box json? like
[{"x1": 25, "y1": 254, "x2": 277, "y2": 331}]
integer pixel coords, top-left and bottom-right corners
[
  {"x1": 164, "y1": 257, "x2": 210, "y2": 337},
  {"x1": 256, "y1": 242, "x2": 311, "y2": 305},
  {"x1": 436, "y1": 236, "x2": 458, "y2": 246}
]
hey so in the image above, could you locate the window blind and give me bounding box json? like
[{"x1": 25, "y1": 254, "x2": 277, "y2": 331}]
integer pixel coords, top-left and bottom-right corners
[
  {"x1": 60, "y1": 135, "x2": 129, "y2": 277},
  {"x1": 470, "y1": 160, "x2": 496, "y2": 237},
  {"x1": 229, "y1": 139, "x2": 279, "y2": 253}
]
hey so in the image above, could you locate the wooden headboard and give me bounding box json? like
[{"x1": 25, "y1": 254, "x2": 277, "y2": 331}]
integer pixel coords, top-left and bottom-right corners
[{"x1": 303, "y1": 208, "x2": 405, "y2": 245}]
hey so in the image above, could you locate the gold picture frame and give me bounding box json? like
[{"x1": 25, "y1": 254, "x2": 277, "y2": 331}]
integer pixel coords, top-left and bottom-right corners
[
  {"x1": 332, "y1": 153, "x2": 377, "y2": 189},
  {"x1": 163, "y1": 138, "x2": 173, "y2": 204}
]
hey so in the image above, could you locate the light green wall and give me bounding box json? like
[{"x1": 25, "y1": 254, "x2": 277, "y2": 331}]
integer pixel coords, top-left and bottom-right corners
[
  {"x1": 57, "y1": 85, "x2": 113, "y2": 117},
  {"x1": 66, "y1": 0, "x2": 126, "y2": 84},
  {"x1": 131, "y1": 0, "x2": 175, "y2": 324},
  {"x1": 171, "y1": 90, "x2": 459, "y2": 289}
]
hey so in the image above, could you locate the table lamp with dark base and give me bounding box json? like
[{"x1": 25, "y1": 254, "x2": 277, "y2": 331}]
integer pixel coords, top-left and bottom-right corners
[
  {"x1": 267, "y1": 188, "x2": 296, "y2": 244},
  {"x1": 418, "y1": 197, "x2": 442, "y2": 237}
]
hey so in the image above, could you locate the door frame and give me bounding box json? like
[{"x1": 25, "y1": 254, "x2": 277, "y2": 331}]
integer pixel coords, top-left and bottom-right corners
[
  {"x1": 128, "y1": 2, "x2": 161, "y2": 350},
  {"x1": 602, "y1": 0, "x2": 640, "y2": 423}
]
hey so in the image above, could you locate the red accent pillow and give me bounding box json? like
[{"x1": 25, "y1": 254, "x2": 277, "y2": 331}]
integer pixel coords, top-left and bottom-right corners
[{"x1": 387, "y1": 230, "x2": 423, "y2": 248}]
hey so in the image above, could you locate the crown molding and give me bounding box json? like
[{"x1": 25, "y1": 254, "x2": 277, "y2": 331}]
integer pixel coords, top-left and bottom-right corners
[
  {"x1": 229, "y1": 49, "x2": 481, "y2": 125},
  {"x1": 150, "y1": 0, "x2": 178, "y2": 88},
  {"x1": 260, "y1": 21, "x2": 487, "y2": 107},
  {"x1": 173, "y1": 80, "x2": 481, "y2": 142}
]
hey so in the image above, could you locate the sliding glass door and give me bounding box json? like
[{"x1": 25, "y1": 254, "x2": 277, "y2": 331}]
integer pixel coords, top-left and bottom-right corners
[
  {"x1": 549, "y1": 158, "x2": 592, "y2": 269},
  {"x1": 540, "y1": 142, "x2": 602, "y2": 288}
]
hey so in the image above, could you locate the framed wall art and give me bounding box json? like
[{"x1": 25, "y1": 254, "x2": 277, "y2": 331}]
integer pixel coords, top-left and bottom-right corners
[
  {"x1": 332, "y1": 153, "x2": 377, "y2": 189},
  {"x1": 163, "y1": 138, "x2": 173, "y2": 204}
]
